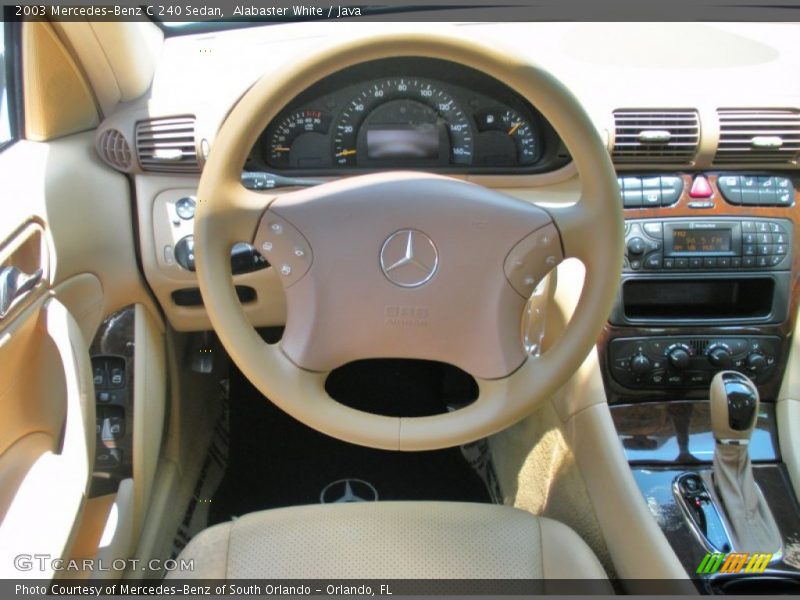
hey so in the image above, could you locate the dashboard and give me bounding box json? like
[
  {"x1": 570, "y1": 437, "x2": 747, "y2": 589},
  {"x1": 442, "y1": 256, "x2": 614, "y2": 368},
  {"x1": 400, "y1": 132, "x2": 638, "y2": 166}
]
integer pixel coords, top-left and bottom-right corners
[{"x1": 246, "y1": 58, "x2": 570, "y2": 175}]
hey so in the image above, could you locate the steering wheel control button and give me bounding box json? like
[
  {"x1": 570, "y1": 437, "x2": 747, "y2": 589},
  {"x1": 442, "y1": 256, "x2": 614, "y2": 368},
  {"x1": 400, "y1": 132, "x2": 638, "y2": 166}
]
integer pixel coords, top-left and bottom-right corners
[
  {"x1": 689, "y1": 175, "x2": 713, "y2": 198},
  {"x1": 175, "y1": 196, "x2": 196, "y2": 220},
  {"x1": 503, "y1": 223, "x2": 563, "y2": 297},
  {"x1": 380, "y1": 229, "x2": 439, "y2": 288},
  {"x1": 253, "y1": 212, "x2": 313, "y2": 288}
]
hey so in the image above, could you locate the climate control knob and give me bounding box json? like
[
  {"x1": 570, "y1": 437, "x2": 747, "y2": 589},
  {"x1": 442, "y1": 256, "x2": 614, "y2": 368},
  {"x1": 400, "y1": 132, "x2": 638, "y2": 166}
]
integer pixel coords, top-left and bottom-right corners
[
  {"x1": 630, "y1": 353, "x2": 652, "y2": 375},
  {"x1": 746, "y1": 352, "x2": 767, "y2": 372},
  {"x1": 707, "y1": 344, "x2": 733, "y2": 369},
  {"x1": 667, "y1": 346, "x2": 691, "y2": 370}
]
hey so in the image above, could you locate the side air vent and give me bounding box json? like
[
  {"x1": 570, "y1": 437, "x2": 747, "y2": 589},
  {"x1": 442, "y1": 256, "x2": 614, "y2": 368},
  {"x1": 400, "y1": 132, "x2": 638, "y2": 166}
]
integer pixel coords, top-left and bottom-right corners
[
  {"x1": 135, "y1": 116, "x2": 200, "y2": 173},
  {"x1": 96, "y1": 128, "x2": 133, "y2": 171},
  {"x1": 715, "y1": 109, "x2": 800, "y2": 165},
  {"x1": 612, "y1": 110, "x2": 700, "y2": 164}
]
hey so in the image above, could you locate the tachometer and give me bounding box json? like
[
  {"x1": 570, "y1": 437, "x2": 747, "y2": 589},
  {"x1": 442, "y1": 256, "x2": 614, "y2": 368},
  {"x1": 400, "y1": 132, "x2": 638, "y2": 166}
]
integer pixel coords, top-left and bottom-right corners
[
  {"x1": 332, "y1": 78, "x2": 473, "y2": 167},
  {"x1": 267, "y1": 110, "x2": 331, "y2": 167}
]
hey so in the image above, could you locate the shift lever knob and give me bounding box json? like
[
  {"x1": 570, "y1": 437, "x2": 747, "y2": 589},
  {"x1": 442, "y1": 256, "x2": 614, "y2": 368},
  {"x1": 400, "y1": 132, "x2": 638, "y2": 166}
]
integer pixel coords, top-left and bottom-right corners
[{"x1": 710, "y1": 371, "x2": 759, "y2": 443}]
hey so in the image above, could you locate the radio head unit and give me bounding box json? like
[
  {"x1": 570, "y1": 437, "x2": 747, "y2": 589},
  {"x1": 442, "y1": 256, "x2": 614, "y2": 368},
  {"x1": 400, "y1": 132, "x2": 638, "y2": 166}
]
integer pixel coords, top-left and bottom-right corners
[
  {"x1": 664, "y1": 221, "x2": 739, "y2": 257},
  {"x1": 624, "y1": 217, "x2": 791, "y2": 272}
]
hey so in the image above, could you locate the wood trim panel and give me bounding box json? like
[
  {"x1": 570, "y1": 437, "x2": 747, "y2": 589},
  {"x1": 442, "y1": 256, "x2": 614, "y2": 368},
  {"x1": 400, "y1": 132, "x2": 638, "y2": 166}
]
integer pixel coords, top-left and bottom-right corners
[{"x1": 599, "y1": 171, "x2": 800, "y2": 404}]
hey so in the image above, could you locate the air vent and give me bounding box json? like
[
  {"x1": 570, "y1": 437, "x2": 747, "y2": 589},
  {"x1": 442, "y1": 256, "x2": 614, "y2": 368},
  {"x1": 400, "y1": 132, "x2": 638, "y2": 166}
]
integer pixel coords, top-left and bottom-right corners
[
  {"x1": 715, "y1": 109, "x2": 800, "y2": 165},
  {"x1": 135, "y1": 116, "x2": 200, "y2": 173},
  {"x1": 96, "y1": 129, "x2": 133, "y2": 171},
  {"x1": 612, "y1": 110, "x2": 700, "y2": 164}
]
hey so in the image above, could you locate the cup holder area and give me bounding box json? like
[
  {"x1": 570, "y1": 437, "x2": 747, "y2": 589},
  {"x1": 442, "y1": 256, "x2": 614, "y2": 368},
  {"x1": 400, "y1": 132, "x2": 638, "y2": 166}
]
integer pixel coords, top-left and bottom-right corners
[{"x1": 711, "y1": 575, "x2": 800, "y2": 595}]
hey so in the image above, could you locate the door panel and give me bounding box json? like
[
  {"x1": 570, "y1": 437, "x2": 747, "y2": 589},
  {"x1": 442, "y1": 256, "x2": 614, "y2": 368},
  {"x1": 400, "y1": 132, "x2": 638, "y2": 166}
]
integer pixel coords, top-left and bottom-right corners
[{"x1": 0, "y1": 296, "x2": 94, "y2": 578}]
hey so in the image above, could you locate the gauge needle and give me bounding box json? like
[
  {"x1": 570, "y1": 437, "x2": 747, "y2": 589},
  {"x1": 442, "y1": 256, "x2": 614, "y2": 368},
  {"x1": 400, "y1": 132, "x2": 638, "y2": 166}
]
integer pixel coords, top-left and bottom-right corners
[
  {"x1": 273, "y1": 146, "x2": 291, "y2": 152},
  {"x1": 336, "y1": 149, "x2": 357, "y2": 157},
  {"x1": 507, "y1": 122, "x2": 522, "y2": 136}
]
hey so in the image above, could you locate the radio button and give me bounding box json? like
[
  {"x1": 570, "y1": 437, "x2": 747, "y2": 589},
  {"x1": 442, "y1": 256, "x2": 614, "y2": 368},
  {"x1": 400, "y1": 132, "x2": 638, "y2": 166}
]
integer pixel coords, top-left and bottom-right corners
[
  {"x1": 627, "y1": 237, "x2": 646, "y2": 255},
  {"x1": 689, "y1": 258, "x2": 703, "y2": 269},
  {"x1": 643, "y1": 222, "x2": 663, "y2": 237},
  {"x1": 644, "y1": 254, "x2": 662, "y2": 269}
]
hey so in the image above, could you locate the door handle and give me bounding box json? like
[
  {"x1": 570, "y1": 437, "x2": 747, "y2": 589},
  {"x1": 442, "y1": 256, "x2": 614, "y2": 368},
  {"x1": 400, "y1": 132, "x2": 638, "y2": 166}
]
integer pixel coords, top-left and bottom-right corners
[{"x1": 0, "y1": 266, "x2": 44, "y2": 319}]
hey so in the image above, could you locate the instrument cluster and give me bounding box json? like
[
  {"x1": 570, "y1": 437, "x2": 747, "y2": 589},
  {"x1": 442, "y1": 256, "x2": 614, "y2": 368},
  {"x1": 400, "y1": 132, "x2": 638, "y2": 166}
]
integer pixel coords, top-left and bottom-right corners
[{"x1": 247, "y1": 58, "x2": 570, "y2": 175}]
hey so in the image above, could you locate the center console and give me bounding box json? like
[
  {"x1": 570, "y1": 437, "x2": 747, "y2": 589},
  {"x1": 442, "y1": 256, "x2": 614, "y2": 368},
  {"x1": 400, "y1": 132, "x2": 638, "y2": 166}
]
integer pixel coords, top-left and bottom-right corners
[{"x1": 603, "y1": 171, "x2": 800, "y2": 591}]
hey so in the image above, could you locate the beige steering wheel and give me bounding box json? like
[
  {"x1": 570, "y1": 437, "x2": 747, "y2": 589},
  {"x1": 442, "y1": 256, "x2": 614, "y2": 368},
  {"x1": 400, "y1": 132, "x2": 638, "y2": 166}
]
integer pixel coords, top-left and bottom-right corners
[{"x1": 195, "y1": 34, "x2": 623, "y2": 451}]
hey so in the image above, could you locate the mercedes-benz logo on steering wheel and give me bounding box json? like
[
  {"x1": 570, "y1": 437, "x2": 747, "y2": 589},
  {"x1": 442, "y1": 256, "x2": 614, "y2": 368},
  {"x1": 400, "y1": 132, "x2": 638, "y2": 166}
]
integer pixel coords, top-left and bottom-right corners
[
  {"x1": 320, "y1": 478, "x2": 379, "y2": 504},
  {"x1": 380, "y1": 229, "x2": 439, "y2": 288}
]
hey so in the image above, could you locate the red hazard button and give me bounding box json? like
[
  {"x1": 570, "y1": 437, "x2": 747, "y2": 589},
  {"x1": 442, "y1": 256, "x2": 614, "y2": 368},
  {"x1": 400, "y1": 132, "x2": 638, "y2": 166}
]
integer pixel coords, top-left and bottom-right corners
[{"x1": 689, "y1": 175, "x2": 713, "y2": 198}]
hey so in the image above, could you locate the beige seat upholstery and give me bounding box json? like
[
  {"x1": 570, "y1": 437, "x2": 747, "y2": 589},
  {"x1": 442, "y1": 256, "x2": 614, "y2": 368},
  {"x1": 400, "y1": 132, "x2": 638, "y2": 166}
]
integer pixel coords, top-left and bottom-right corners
[{"x1": 168, "y1": 502, "x2": 609, "y2": 585}]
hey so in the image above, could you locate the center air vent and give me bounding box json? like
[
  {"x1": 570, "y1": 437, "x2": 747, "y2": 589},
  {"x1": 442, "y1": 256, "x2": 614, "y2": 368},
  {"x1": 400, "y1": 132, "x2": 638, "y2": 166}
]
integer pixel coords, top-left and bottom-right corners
[
  {"x1": 612, "y1": 110, "x2": 700, "y2": 164},
  {"x1": 715, "y1": 109, "x2": 800, "y2": 165},
  {"x1": 135, "y1": 116, "x2": 200, "y2": 173}
]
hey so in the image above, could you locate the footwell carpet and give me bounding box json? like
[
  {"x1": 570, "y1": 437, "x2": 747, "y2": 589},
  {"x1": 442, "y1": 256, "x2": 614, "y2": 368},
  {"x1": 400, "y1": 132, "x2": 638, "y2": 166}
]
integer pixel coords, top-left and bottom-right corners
[{"x1": 208, "y1": 359, "x2": 491, "y2": 524}]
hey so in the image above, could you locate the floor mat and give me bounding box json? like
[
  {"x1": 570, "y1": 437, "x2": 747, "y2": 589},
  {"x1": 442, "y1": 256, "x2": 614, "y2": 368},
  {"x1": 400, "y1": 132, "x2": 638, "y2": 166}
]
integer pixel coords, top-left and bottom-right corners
[
  {"x1": 208, "y1": 360, "x2": 493, "y2": 525},
  {"x1": 171, "y1": 380, "x2": 230, "y2": 558}
]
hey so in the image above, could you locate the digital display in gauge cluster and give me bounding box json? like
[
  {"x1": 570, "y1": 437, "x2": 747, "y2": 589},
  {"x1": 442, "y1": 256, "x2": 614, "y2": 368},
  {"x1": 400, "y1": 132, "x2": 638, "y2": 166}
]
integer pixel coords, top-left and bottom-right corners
[{"x1": 259, "y1": 69, "x2": 556, "y2": 174}]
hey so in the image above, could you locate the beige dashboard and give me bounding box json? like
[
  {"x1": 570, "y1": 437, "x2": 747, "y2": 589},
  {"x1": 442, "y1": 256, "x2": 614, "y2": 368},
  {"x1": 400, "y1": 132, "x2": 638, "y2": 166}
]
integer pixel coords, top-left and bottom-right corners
[{"x1": 93, "y1": 22, "x2": 800, "y2": 331}]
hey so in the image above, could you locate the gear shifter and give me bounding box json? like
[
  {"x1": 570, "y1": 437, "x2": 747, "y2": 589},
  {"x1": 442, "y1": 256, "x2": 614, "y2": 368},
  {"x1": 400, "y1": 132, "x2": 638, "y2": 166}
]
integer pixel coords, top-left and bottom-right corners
[{"x1": 709, "y1": 371, "x2": 781, "y2": 554}]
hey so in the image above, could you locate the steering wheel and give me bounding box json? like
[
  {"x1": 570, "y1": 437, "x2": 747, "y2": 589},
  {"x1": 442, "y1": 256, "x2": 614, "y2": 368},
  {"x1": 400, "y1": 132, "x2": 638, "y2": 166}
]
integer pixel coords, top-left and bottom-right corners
[{"x1": 195, "y1": 34, "x2": 623, "y2": 451}]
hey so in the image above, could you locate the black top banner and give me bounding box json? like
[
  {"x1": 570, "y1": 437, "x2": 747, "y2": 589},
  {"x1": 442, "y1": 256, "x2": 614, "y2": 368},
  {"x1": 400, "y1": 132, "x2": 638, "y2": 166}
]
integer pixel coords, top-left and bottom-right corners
[{"x1": 3, "y1": 0, "x2": 800, "y2": 23}]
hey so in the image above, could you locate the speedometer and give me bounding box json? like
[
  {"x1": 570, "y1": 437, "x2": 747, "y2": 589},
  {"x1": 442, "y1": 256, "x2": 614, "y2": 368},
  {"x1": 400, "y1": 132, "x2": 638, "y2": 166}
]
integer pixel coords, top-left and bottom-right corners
[{"x1": 332, "y1": 78, "x2": 473, "y2": 167}]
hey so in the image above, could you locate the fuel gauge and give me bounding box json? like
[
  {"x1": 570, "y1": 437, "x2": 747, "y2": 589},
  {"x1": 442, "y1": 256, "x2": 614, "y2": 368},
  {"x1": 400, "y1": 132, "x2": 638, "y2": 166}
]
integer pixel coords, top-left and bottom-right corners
[{"x1": 475, "y1": 108, "x2": 538, "y2": 166}]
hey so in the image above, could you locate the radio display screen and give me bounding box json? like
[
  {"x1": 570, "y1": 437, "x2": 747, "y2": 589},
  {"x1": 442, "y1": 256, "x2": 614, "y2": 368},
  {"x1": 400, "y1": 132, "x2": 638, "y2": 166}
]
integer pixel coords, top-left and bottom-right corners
[{"x1": 671, "y1": 228, "x2": 732, "y2": 253}]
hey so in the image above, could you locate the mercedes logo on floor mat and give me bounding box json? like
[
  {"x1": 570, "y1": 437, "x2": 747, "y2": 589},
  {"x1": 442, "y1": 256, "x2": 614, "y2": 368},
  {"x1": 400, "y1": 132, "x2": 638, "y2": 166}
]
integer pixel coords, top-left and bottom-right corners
[{"x1": 320, "y1": 478, "x2": 379, "y2": 504}]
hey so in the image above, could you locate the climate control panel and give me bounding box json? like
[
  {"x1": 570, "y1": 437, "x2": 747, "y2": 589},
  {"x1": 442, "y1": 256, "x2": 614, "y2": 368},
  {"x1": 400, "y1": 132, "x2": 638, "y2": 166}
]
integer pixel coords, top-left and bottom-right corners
[{"x1": 608, "y1": 335, "x2": 780, "y2": 389}]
